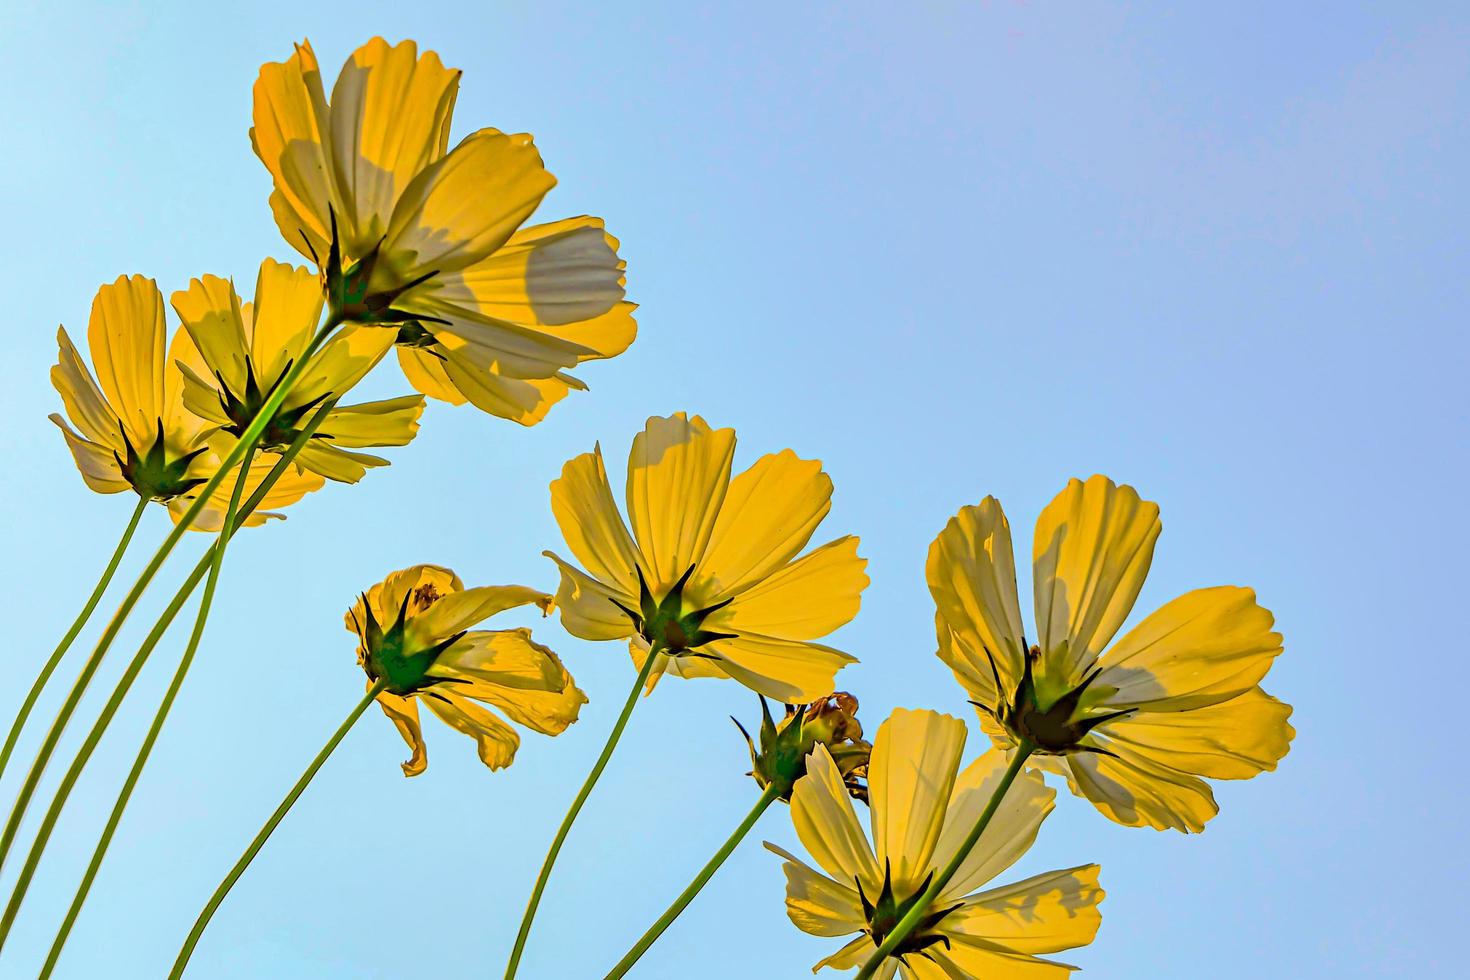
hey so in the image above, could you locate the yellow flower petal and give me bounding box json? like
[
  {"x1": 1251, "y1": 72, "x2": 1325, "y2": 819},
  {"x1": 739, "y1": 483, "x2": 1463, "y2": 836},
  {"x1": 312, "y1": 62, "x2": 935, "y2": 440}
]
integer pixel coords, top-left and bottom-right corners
[
  {"x1": 928, "y1": 498, "x2": 1028, "y2": 698},
  {"x1": 1097, "y1": 586, "x2": 1283, "y2": 711},
  {"x1": 413, "y1": 585, "x2": 550, "y2": 642},
  {"x1": 315, "y1": 395, "x2": 425, "y2": 448},
  {"x1": 49, "y1": 415, "x2": 128, "y2": 493},
  {"x1": 1032, "y1": 476, "x2": 1161, "y2": 680},
  {"x1": 384, "y1": 128, "x2": 555, "y2": 279},
  {"x1": 1060, "y1": 741, "x2": 1218, "y2": 832},
  {"x1": 295, "y1": 442, "x2": 388, "y2": 484},
  {"x1": 789, "y1": 743, "x2": 880, "y2": 889},
  {"x1": 88, "y1": 274, "x2": 167, "y2": 448},
  {"x1": 869, "y1": 708, "x2": 967, "y2": 892},
  {"x1": 923, "y1": 943, "x2": 1080, "y2": 979},
  {"x1": 764, "y1": 843, "x2": 866, "y2": 938},
  {"x1": 429, "y1": 629, "x2": 585, "y2": 735},
  {"x1": 171, "y1": 274, "x2": 252, "y2": 394},
  {"x1": 396, "y1": 346, "x2": 464, "y2": 404},
  {"x1": 51, "y1": 327, "x2": 120, "y2": 448},
  {"x1": 1102, "y1": 686, "x2": 1294, "y2": 781},
  {"x1": 700, "y1": 449, "x2": 833, "y2": 596},
  {"x1": 326, "y1": 37, "x2": 459, "y2": 256},
  {"x1": 374, "y1": 685, "x2": 427, "y2": 777},
  {"x1": 935, "y1": 751, "x2": 1055, "y2": 902},
  {"x1": 625, "y1": 413, "x2": 736, "y2": 588},
  {"x1": 293, "y1": 323, "x2": 396, "y2": 407},
  {"x1": 812, "y1": 934, "x2": 877, "y2": 973},
  {"x1": 545, "y1": 551, "x2": 636, "y2": 641},
  {"x1": 948, "y1": 864, "x2": 1103, "y2": 957},
  {"x1": 723, "y1": 536, "x2": 868, "y2": 641},
  {"x1": 705, "y1": 633, "x2": 855, "y2": 703},
  {"x1": 350, "y1": 564, "x2": 463, "y2": 634},
  {"x1": 421, "y1": 690, "x2": 520, "y2": 771},
  {"x1": 251, "y1": 39, "x2": 334, "y2": 262},
  {"x1": 549, "y1": 445, "x2": 642, "y2": 587},
  {"x1": 247, "y1": 259, "x2": 324, "y2": 385},
  {"x1": 628, "y1": 636, "x2": 728, "y2": 695}
]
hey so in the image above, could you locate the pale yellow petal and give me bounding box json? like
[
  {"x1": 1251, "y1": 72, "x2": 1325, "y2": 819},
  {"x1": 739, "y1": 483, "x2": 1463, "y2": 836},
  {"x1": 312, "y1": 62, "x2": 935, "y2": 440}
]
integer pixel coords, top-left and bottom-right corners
[
  {"x1": 936, "y1": 752, "x2": 1055, "y2": 901},
  {"x1": 247, "y1": 259, "x2": 325, "y2": 384},
  {"x1": 290, "y1": 323, "x2": 395, "y2": 407},
  {"x1": 396, "y1": 345, "x2": 465, "y2": 404},
  {"x1": 813, "y1": 934, "x2": 878, "y2": 973},
  {"x1": 413, "y1": 585, "x2": 551, "y2": 641},
  {"x1": 352, "y1": 564, "x2": 463, "y2": 633},
  {"x1": 1032, "y1": 476, "x2": 1160, "y2": 679},
  {"x1": 724, "y1": 536, "x2": 868, "y2": 641},
  {"x1": 764, "y1": 844, "x2": 867, "y2": 938},
  {"x1": 869, "y1": 708, "x2": 967, "y2": 892},
  {"x1": 700, "y1": 449, "x2": 833, "y2": 596},
  {"x1": 544, "y1": 552, "x2": 636, "y2": 641},
  {"x1": 549, "y1": 445, "x2": 641, "y2": 586},
  {"x1": 295, "y1": 442, "x2": 387, "y2": 483},
  {"x1": 1102, "y1": 686, "x2": 1294, "y2": 781},
  {"x1": 429, "y1": 629, "x2": 585, "y2": 735},
  {"x1": 316, "y1": 395, "x2": 424, "y2": 448},
  {"x1": 625, "y1": 413, "x2": 736, "y2": 588},
  {"x1": 1060, "y1": 742, "x2": 1218, "y2": 832},
  {"x1": 88, "y1": 274, "x2": 166, "y2": 448},
  {"x1": 789, "y1": 744, "x2": 880, "y2": 889},
  {"x1": 250, "y1": 40, "x2": 334, "y2": 263},
  {"x1": 171, "y1": 275, "x2": 251, "y2": 395},
  {"x1": 925, "y1": 943, "x2": 1081, "y2": 979},
  {"x1": 949, "y1": 864, "x2": 1103, "y2": 957},
  {"x1": 421, "y1": 690, "x2": 520, "y2": 770},
  {"x1": 51, "y1": 327, "x2": 121, "y2": 448},
  {"x1": 928, "y1": 499, "x2": 1027, "y2": 698},
  {"x1": 375, "y1": 686, "x2": 427, "y2": 777},
  {"x1": 50, "y1": 415, "x2": 129, "y2": 494},
  {"x1": 705, "y1": 633, "x2": 855, "y2": 703},
  {"x1": 433, "y1": 353, "x2": 574, "y2": 425}
]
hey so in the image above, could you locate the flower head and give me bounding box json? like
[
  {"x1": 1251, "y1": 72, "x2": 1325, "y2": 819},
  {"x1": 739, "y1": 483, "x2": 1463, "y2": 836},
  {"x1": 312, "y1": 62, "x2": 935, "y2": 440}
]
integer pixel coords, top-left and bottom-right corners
[
  {"x1": 49, "y1": 274, "x2": 319, "y2": 524},
  {"x1": 172, "y1": 259, "x2": 425, "y2": 483},
  {"x1": 346, "y1": 564, "x2": 586, "y2": 776},
  {"x1": 251, "y1": 38, "x2": 636, "y2": 425},
  {"x1": 766, "y1": 708, "x2": 1104, "y2": 978},
  {"x1": 928, "y1": 475, "x2": 1295, "y2": 832},
  {"x1": 737, "y1": 693, "x2": 870, "y2": 802},
  {"x1": 545, "y1": 413, "x2": 869, "y2": 703}
]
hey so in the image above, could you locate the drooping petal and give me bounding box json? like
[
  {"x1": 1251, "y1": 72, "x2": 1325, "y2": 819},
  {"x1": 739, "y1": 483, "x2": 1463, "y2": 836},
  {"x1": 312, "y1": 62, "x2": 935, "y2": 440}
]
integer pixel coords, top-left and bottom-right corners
[
  {"x1": 624, "y1": 413, "x2": 736, "y2": 589},
  {"x1": 383, "y1": 128, "x2": 556, "y2": 279},
  {"x1": 869, "y1": 709, "x2": 967, "y2": 892},
  {"x1": 251, "y1": 39, "x2": 335, "y2": 262},
  {"x1": 295, "y1": 442, "x2": 388, "y2": 483},
  {"x1": 723, "y1": 536, "x2": 868, "y2": 641},
  {"x1": 812, "y1": 934, "x2": 878, "y2": 974},
  {"x1": 628, "y1": 637, "x2": 728, "y2": 694},
  {"x1": 247, "y1": 259, "x2": 325, "y2": 385},
  {"x1": 1032, "y1": 476, "x2": 1161, "y2": 680},
  {"x1": 421, "y1": 689, "x2": 520, "y2": 771},
  {"x1": 429, "y1": 353, "x2": 577, "y2": 426},
  {"x1": 549, "y1": 444, "x2": 642, "y2": 586},
  {"x1": 374, "y1": 686, "x2": 427, "y2": 777},
  {"x1": 700, "y1": 449, "x2": 834, "y2": 596},
  {"x1": 88, "y1": 275, "x2": 167, "y2": 449},
  {"x1": 51, "y1": 327, "x2": 122, "y2": 448},
  {"x1": 765, "y1": 843, "x2": 867, "y2": 938},
  {"x1": 396, "y1": 345, "x2": 464, "y2": 404},
  {"x1": 789, "y1": 744, "x2": 880, "y2": 890},
  {"x1": 326, "y1": 37, "x2": 459, "y2": 256},
  {"x1": 947, "y1": 864, "x2": 1103, "y2": 958},
  {"x1": 1059, "y1": 741, "x2": 1218, "y2": 833},
  {"x1": 544, "y1": 552, "x2": 636, "y2": 641},
  {"x1": 1100, "y1": 686, "x2": 1294, "y2": 782},
  {"x1": 935, "y1": 751, "x2": 1055, "y2": 901},
  {"x1": 413, "y1": 585, "x2": 551, "y2": 642},
  {"x1": 1096, "y1": 586, "x2": 1283, "y2": 711},
  {"x1": 429, "y1": 629, "x2": 585, "y2": 735},
  {"x1": 169, "y1": 444, "x2": 325, "y2": 530},
  {"x1": 315, "y1": 395, "x2": 425, "y2": 448},
  {"x1": 49, "y1": 415, "x2": 128, "y2": 494},
  {"x1": 928, "y1": 499, "x2": 1028, "y2": 698},
  {"x1": 705, "y1": 633, "x2": 855, "y2": 703}
]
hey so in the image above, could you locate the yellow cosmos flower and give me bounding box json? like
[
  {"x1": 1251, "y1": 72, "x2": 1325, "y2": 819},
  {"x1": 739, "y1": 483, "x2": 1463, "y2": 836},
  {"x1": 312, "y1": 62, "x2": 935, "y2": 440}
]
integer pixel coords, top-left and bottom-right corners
[
  {"x1": 346, "y1": 564, "x2": 586, "y2": 776},
  {"x1": 251, "y1": 37, "x2": 636, "y2": 425},
  {"x1": 171, "y1": 259, "x2": 425, "y2": 484},
  {"x1": 766, "y1": 708, "x2": 1103, "y2": 979},
  {"x1": 545, "y1": 413, "x2": 869, "y2": 703},
  {"x1": 928, "y1": 475, "x2": 1295, "y2": 832},
  {"x1": 49, "y1": 274, "x2": 320, "y2": 525}
]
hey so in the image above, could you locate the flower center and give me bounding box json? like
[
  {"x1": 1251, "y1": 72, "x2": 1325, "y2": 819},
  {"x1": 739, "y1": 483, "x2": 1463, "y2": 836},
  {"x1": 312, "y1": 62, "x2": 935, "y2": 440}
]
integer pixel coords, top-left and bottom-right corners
[
  {"x1": 609, "y1": 564, "x2": 736, "y2": 655},
  {"x1": 857, "y1": 864, "x2": 962, "y2": 962}
]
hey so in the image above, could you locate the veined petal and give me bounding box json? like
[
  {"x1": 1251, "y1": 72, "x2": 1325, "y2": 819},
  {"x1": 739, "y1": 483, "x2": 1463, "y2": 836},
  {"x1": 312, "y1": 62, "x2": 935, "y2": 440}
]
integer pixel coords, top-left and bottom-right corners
[
  {"x1": 251, "y1": 39, "x2": 335, "y2": 263},
  {"x1": 396, "y1": 345, "x2": 464, "y2": 403},
  {"x1": 429, "y1": 629, "x2": 585, "y2": 735},
  {"x1": 789, "y1": 744, "x2": 880, "y2": 889},
  {"x1": 705, "y1": 633, "x2": 854, "y2": 703},
  {"x1": 421, "y1": 689, "x2": 520, "y2": 771},
  {"x1": 295, "y1": 442, "x2": 388, "y2": 483},
  {"x1": 384, "y1": 128, "x2": 555, "y2": 279},
  {"x1": 812, "y1": 934, "x2": 877, "y2": 973},
  {"x1": 928, "y1": 499, "x2": 1028, "y2": 697},
  {"x1": 431, "y1": 352, "x2": 576, "y2": 426},
  {"x1": 765, "y1": 844, "x2": 866, "y2": 938},
  {"x1": 1033, "y1": 476, "x2": 1161, "y2": 680},
  {"x1": 625, "y1": 413, "x2": 736, "y2": 588},
  {"x1": 51, "y1": 327, "x2": 122, "y2": 448},
  {"x1": 414, "y1": 584, "x2": 551, "y2": 641},
  {"x1": 399, "y1": 299, "x2": 594, "y2": 379},
  {"x1": 1096, "y1": 586, "x2": 1283, "y2": 711},
  {"x1": 327, "y1": 37, "x2": 460, "y2": 255},
  {"x1": 247, "y1": 259, "x2": 325, "y2": 385},
  {"x1": 1060, "y1": 741, "x2": 1218, "y2": 832},
  {"x1": 172, "y1": 275, "x2": 252, "y2": 396},
  {"x1": 170, "y1": 445, "x2": 325, "y2": 530},
  {"x1": 550, "y1": 444, "x2": 642, "y2": 586},
  {"x1": 374, "y1": 685, "x2": 427, "y2": 777},
  {"x1": 947, "y1": 864, "x2": 1103, "y2": 957},
  {"x1": 925, "y1": 942, "x2": 1082, "y2": 979},
  {"x1": 49, "y1": 415, "x2": 128, "y2": 493},
  {"x1": 723, "y1": 536, "x2": 867, "y2": 641},
  {"x1": 936, "y1": 751, "x2": 1055, "y2": 901},
  {"x1": 290, "y1": 323, "x2": 395, "y2": 408},
  {"x1": 1101, "y1": 686, "x2": 1294, "y2": 781},
  {"x1": 88, "y1": 275, "x2": 166, "y2": 448},
  {"x1": 628, "y1": 638, "x2": 728, "y2": 694},
  {"x1": 544, "y1": 552, "x2": 635, "y2": 641},
  {"x1": 318, "y1": 395, "x2": 424, "y2": 448},
  {"x1": 869, "y1": 709, "x2": 967, "y2": 892},
  {"x1": 351, "y1": 564, "x2": 464, "y2": 635},
  {"x1": 700, "y1": 449, "x2": 834, "y2": 596}
]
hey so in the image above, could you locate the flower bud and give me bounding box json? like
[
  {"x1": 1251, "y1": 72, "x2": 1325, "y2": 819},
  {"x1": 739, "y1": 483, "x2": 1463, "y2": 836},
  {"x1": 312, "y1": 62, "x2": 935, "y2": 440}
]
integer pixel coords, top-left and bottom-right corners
[{"x1": 736, "y1": 693, "x2": 870, "y2": 802}]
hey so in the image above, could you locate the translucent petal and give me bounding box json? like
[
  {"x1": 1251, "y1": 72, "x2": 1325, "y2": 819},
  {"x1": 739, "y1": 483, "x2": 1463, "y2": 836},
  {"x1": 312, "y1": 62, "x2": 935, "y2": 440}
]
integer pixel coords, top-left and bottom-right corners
[{"x1": 869, "y1": 708, "x2": 967, "y2": 893}]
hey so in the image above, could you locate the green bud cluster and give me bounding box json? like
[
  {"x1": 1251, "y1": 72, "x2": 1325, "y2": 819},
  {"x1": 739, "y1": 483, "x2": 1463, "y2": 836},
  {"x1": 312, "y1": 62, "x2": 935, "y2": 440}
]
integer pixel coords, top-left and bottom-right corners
[
  {"x1": 610, "y1": 564, "x2": 735, "y2": 655},
  {"x1": 735, "y1": 693, "x2": 870, "y2": 802}
]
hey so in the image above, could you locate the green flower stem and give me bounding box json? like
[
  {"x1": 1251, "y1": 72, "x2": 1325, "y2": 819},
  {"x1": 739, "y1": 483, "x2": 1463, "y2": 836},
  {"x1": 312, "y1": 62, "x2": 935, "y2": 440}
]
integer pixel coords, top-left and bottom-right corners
[
  {"x1": 505, "y1": 642, "x2": 664, "y2": 980},
  {"x1": 853, "y1": 742, "x2": 1035, "y2": 980},
  {"x1": 0, "y1": 494, "x2": 149, "y2": 783},
  {"x1": 34, "y1": 400, "x2": 338, "y2": 976},
  {"x1": 168, "y1": 678, "x2": 389, "y2": 979},
  {"x1": 0, "y1": 448, "x2": 259, "y2": 949},
  {"x1": 606, "y1": 781, "x2": 782, "y2": 979},
  {"x1": 0, "y1": 316, "x2": 341, "y2": 878}
]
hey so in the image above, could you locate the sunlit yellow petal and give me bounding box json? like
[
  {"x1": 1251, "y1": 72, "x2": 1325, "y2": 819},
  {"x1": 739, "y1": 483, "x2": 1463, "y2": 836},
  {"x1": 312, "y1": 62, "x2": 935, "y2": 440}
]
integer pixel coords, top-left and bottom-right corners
[
  {"x1": 414, "y1": 585, "x2": 551, "y2": 641},
  {"x1": 765, "y1": 843, "x2": 866, "y2": 938},
  {"x1": 429, "y1": 629, "x2": 586, "y2": 735},
  {"x1": 421, "y1": 690, "x2": 520, "y2": 770},
  {"x1": 247, "y1": 259, "x2": 325, "y2": 384},
  {"x1": 925, "y1": 943, "x2": 1080, "y2": 979},
  {"x1": 700, "y1": 449, "x2": 833, "y2": 596},
  {"x1": 316, "y1": 395, "x2": 425, "y2": 448},
  {"x1": 706, "y1": 633, "x2": 854, "y2": 703},
  {"x1": 88, "y1": 274, "x2": 166, "y2": 448},
  {"x1": 549, "y1": 445, "x2": 642, "y2": 586},
  {"x1": 292, "y1": 323, "x2": 396, "y2": 407},
  {"x1": 374, "y1": 685, "x2": 428, "y2": 777},
  {"x1": 724, "y1": 536, "x2": 867, "y2": 641},
  {"x1": 295, "y1": 442, "x2": 387, "y2": 484},
  {"x1": 396, "y1": 345, "x2": 465, "y2": 404},
  {"x1": 49, "y1": 415, "x2": 128, "y2": 493},
  {"x1": 789, "y1": 744, "x2": 880, "y2": 889},
  {"x1": 625, "y1": 413, "x2": 736, "y2": 588},
  {"x1": 250, "y1": 39, "x2": 334, "y2": 262},
  {"x1": 948, "y1": 864, "x2": 1103, "y2": 957},
  {"x1": 928, "y1": 499, "x2": 1027, "y2": 698},
  {"x1": 1102, "y1": 686, "x2": 1294, "y2": 781},
  {"x1": 1032, "y1": 475, "x2": 1161, "y2": 679},
  {"x1": 936, "y1": 752, "x2": 1055, "y2": 901},
  {"x1": 544, "y1": 552, "x2": 635, "y2": 641},
  {"x1": 171, "y1": 275, "x2": 251, "y2": 394},
  {"x1": 1060, "y1": 742, "x2": 1218, "y2": 832},
  {"x1": 869, "y1": 708, "x2": 967, "y2": 892},
  {"x1": 51, "y1": 327, "x2": 121, "y2": 448}
]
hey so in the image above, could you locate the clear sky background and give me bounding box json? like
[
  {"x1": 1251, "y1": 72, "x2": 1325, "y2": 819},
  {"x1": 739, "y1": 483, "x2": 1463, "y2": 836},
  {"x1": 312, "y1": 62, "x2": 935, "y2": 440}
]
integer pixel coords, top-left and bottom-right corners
[{"x1": 0, "y1": 2, "x2": 1465, "y2": 977}]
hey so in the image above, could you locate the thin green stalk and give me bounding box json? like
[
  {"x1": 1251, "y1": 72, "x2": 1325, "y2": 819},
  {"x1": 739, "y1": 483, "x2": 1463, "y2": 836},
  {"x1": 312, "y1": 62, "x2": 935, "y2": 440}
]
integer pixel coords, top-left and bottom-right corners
[
  {"x1": 606, "y1": 782, "x2": 781, "y2": 979},
  {"x1": 0, "y1": 494, "x2": 149, "y2": 783},
  {"x1": 853, "y1": 743, "x2": 1035, "y2": 980},
  {"x1": 0, "y1": 316, "x2": 341, "y2": 877},
  {"x1": 505, "y1": 643, "x2": 663, "y2": 979},
  {"x1": 37, "y1": 402, "x2": 337, "y2": 977},
  {"x1": 0, "y1": 452, "x2": 258, "y2": 949},
  {"x1": 168, "y1": 679, "x2": 389, "y2": 979}
]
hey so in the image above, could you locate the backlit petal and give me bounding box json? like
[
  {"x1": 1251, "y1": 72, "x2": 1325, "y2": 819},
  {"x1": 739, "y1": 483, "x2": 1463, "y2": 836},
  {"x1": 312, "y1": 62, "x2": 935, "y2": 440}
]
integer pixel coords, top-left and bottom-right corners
[
  {"x1": 421, "y1": 690, "x2": 520, "y2": 771},
  {"x1": 928, "y1": 499, "x2": 1028, "y2": 697},
  {"x1": 705, "y1": 633, "x2": 855, "y2": 703},
  {"x1": 544, "y1": 552, "x2": 636, "y2": 642},
  {"x1": 700, "y1": 449, "x2": 833, "y2": 596},
  {"x1": 414, "y1": 585, "x2": 550, "y2": 641},
  {"x1": 88, "y1": 275, "x2": 166, "y2": 449},
  {"x1": 625, "y1": 413, "x2": 736, "y2": 588},
  {"x1": 723, "y1": 536, "x2": 868, "y2": 640},
  {"x1": 936, "y1": 752, "x2": 1055, "y2": 901},
  {"x1": 948, "y1": 864, "x2": 1103, "y2": 958},
  {"x1": 250, "y1": 40, "x2": 335, "y2": 262},
  {"x1": 374, "y1": 686, "x2": 427, "y2": 777},
  {"x1": 1101, "y1": 686, "x2": 1294, "y2": 781},
  {"x1": 789, "y1": 744, "x2": 880, "y2": 889},
  {"x1": 765, "y1": 843, "x2": 867, "y2": 938},
  {"x1": 550, "y1": 444, "x2": 642, "y2": 586},
  {"x1": 430, "y1": 629, "x2": 585, "y2": 735}
]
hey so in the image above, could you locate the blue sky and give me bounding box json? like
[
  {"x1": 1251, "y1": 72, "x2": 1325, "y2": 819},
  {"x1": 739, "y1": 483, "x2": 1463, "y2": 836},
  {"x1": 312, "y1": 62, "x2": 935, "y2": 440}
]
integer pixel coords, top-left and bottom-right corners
[{"x1": 0, "y1": 1, "x2": 1465, "y2": 976}]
